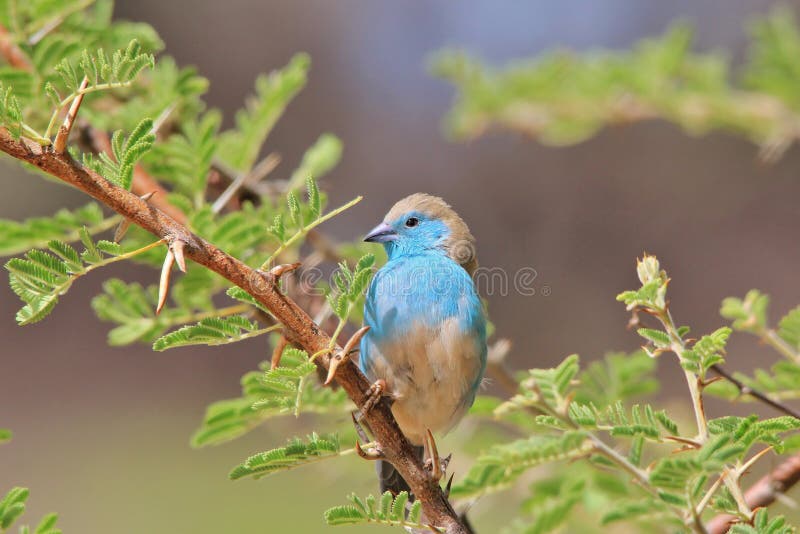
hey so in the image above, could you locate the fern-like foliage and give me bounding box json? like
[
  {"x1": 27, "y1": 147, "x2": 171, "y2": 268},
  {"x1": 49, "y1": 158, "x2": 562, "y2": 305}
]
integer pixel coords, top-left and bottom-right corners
[
  {"x1": 327, "y1": 253, "x2": 375, "y2": 321},
  {"x1": 0, "y1": 82, "x2": 23, "y2": 138},
  {"x1": 287, "y1": 133, "x2": 343, "y2": 190},
  {"x1": 576, "y1": 350, "x2": 658, "y2": 406},
  {"x1": 720, "y1": 289, "x2": 771, "y2": 335},
  {"x1": 323, "y1": 491, "x2": 434, "y2": 531},
  {"x1": 5, "y1": 230, "x2": 127, "y2": 324},
  {"x1": 152, "y1": 315, "x2": 273, "y2": 351},
  {"x1": 712, "y1": 290, "x2": 800, "y2": 405},
  {"x1": 191, "y1": 348, "x2": 349, "y2": 447},
  {"x1": 81, "y1": 117, "x2": 155, "y2": 189},
  {"x1": 451, "y1": 431, "x2": 592, "y2": 499},
  {"x1": 143, "y1": 111, "x2": 220, "y2": 200},
  {"x1": 568, "y1": 401, "x2": 678, "y2": 441},
  {"x1": 0, "y1": 202, "x2": 118, "y2": 257},
  {"x1": 53, "y1": 38, "x2": 153, "y2": 95},
  {"x1": 729, "y1": 509, "x2": 794, "y2": 534},
  {"x1": 0, "y1": 487, "x2": 60, "y2": 534},
  {"x1": 431, "y1": 8, "x2": 800, "y2": 159},
  {"x1": 229, "y1": 433, "x2": 341, "y2": 480},
  {"x1": 218, "y1": 53, "x2": 309, "y2": 174}
]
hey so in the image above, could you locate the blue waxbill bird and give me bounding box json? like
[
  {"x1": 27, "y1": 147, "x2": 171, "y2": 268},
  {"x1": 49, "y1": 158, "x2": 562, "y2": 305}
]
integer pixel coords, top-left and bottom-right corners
[{"x1": 360, "y1": 193, "x2": 487, "y2": 494}]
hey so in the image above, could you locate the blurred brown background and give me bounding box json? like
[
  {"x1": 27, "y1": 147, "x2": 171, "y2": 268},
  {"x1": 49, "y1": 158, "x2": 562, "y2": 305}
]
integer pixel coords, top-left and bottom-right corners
[{"x1": 3, "y1": 1, "x2": 800, "y2": 532}]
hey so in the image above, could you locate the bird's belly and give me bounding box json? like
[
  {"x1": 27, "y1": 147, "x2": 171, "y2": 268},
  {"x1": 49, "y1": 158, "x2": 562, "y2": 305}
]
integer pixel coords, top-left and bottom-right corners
[{"x1": 365, "y1": 319, "x2": 482, "y2": 445}]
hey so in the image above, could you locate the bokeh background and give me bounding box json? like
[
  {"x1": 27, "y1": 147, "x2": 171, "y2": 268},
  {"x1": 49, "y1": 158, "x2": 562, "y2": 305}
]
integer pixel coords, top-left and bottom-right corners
[{"x1": 3, "y1": 1, "x2": 800, "y2": 532}]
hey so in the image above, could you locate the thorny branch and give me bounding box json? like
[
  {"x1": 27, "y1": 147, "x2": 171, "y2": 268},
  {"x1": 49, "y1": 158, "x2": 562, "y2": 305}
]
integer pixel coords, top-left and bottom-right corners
[{"x1": 0, "y1": 128, "x2": 470, "y2": 534}]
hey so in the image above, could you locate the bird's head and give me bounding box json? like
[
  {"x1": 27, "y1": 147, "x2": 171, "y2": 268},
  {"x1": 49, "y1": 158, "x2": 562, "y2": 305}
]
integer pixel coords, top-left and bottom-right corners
[{"x1": 364, "y1": 193, "x2": 477, "y2": 274}]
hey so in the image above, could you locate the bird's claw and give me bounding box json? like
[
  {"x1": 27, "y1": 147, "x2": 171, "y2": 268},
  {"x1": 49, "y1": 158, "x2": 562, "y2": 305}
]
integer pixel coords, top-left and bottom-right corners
[
  {"x1": 361, "y1": 378, "x2": 387, "y2": 415},
  {"x1": 423, "y1": 429, "x2": 448, "y2": 483}
]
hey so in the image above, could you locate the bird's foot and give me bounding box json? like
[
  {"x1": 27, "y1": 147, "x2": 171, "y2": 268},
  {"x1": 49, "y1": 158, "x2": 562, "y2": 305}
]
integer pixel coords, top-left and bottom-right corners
[
  {"x1": 360, "y1": 378, "x2": 387, "y2": 415},
  {"x1": 423, "y1": 429, "x2": 450, "y2": 483}
]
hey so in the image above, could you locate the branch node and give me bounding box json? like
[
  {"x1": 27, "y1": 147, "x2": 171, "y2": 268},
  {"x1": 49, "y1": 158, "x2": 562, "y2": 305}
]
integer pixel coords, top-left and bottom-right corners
[
  {"x1": 325, "y1": 325, "x2": 370, "y2": 385},
  {"x1": 269, "y1": 262, "x2": 301, "y2": 280}
]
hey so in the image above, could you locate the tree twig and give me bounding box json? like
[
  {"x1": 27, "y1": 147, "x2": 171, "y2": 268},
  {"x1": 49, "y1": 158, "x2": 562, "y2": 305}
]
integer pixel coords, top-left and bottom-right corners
[
  {"x1": 0, "y1": 128, "x2": 470, "y2": 534},
  {"x1": 709, "y1": 364, "x2": 800, "y2": 419},
  {"x1": 707, "y1": 455, "x2": 800, "y2": 534}
]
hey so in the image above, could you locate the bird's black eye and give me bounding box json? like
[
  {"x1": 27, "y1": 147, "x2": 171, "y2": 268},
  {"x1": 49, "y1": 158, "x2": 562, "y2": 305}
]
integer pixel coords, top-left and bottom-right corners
[{"x1": 405, "y1": 217, "x2": 419, "y2": 228}]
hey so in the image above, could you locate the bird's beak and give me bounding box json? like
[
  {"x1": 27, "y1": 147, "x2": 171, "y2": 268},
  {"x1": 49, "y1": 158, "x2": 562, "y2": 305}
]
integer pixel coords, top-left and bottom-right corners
[{"x1": 364, "y1": 222, "x2": 397, "y2": 243}]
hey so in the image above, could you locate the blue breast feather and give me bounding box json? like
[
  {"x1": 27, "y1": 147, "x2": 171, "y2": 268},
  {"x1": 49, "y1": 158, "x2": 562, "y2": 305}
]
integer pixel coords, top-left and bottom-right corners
[{"x1": 359, "y1": 251, "x2": 487, "y2": 400}]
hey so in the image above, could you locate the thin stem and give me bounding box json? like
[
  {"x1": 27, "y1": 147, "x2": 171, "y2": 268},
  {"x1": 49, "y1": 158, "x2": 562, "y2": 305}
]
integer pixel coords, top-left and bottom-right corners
[
  {"x1": 208, "y1": 323, "x2": 281, "y2": 345},
  {"x1": 709, "y1": 364, "x2": 800, "y2": 418},
  {"x1": 21, "y1": 123, "x2": 50, "y2": 145},
  {"x1": 167, "y1": 303, "x2": 250, "y2": 324},
  {"x1": 50, "y1": 239, "x2": 164, "y2": 299},
  {"x1": 763, "y1": 329, "x2": 800, "y2": 364},
  {"x1": 4, "y1": 215, "x2": 122, "y2": 257},
  {"x1": 260, "y1": 196, "x2": 362, "y2": 269},
  {"x1": 695, "y1": 474, "x2": 725, "y2": 519},
  {"x1": 590, "y1": 436, "x2": 650, "y2": 487},
  {"x1": 723, "y1": 468, "x2": 753, "y2": 520},
  {"x1": 660, "y1": 308, "x2": 710, "y2": 443},
  {"x1": 44, "y1": 81, "x2": 137, "y2": 140}
]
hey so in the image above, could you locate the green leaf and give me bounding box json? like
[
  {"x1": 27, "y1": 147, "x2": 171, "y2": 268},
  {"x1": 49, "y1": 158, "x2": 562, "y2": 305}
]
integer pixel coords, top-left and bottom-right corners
[
  {"x1": 451, "y1": 431, "x2": 591, "y2": 498},
  {"x1": 191, "y1": 350, "x2": 350, "y2": 447},
  {"x1": 229, "y1": 433, "x2": 341, "y2": 480},
  {"x1": 218, "y1": 53, "x2": 310, "y2": 173},
  {"x1": 720, "y1": 290, "x2": 769, "y2": 334},
  {"x1": 0, "y1": 82, "x2": 23, "y2": 139},
  {"x1": 0, "y1": 429, "x2": 11, "y2": 444},
  {"x1": 82, "y1": 118, "x2": 155, "y2": 190},
  {"x1": 730, "y1": 508, "x2": 793, "y2": 534},
  {"x1": 681, "y1": 327, "x2": 731, "y2": 377},
  {"x1": 323, "y1": 492, "x2": 436, "y2": 531},
  {"x1": 152, "y1": 315, "x2": 267, "y2": 351},
  {"x1": 636, "y1": 327, "x2": 671, "y2": 347},
  {"x1": 143, "y1": 111, "x2": 220, "y2": 198},
  {"x1": 778, "y1": 306, "x2": 800, "y2": 351},
  {"x1": 576, "y1": 350, "x2": 659, "y2": 406},
  {"x1": 496, "y1": 354, "x2": 580, "y2": 416},
  {"x1": 0, "y1": 487, "x2": 29, "y2": 530},
  {"x1": 288, "y1": 133, "x2": 343, "y2": 191},
  {"x1": 326, "y1": 254, "x2": 375, "y2": 322},
  {"x1": 5, "y1": 235, "x2": 125, "y2": 325}
]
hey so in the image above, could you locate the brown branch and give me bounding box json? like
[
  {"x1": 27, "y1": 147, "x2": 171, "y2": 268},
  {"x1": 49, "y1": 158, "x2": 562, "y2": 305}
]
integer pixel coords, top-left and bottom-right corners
[
  {"x1": 0, "y1": 25, "x2": 31, "y2": 70},
  {"x1": 0, "y1": 128, "x2": 469, "y2": 534},
  {"x1": 704, "y1": 364, "x2": 800, "y2": 533},
  {"x1": 707, "y1": 454, "x2": 800, "y2": 534},
  {"x1": 709, "y1": 364, "x2": 800, "y2": 419}
]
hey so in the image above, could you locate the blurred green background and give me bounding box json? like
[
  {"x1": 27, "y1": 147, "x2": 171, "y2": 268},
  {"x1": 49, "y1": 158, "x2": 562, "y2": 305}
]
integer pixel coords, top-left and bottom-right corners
[{"x1": 4, "y1": 1, "x2": 800, "y2": 532}]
